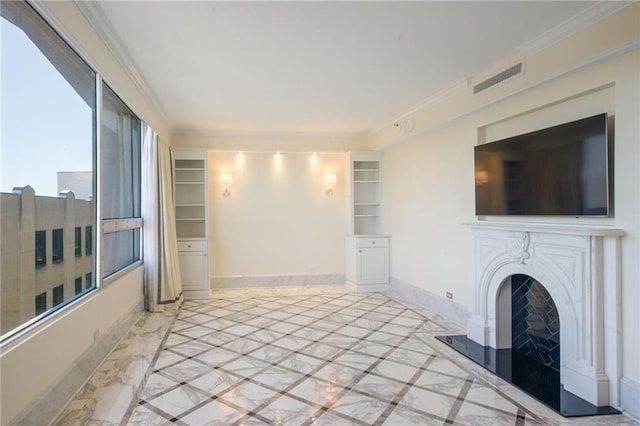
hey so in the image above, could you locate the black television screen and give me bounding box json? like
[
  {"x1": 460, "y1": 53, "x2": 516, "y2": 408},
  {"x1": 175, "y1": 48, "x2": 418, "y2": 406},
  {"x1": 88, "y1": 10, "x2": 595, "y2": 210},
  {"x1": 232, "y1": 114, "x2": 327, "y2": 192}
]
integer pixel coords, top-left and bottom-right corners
[{"x1": 474, "y1": 113, "x2": 609, "y2": 216}]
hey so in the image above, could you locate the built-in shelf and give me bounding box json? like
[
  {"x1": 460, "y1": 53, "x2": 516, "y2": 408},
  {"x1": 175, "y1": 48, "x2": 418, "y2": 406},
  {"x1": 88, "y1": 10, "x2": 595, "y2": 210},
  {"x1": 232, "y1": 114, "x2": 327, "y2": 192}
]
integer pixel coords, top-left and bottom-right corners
[
  {"x1": 172, "y1": 149, "x2": 210, "y2": 299},
  {"x1": 346, "y1": 153, "x2": 389, "y2": 292}
]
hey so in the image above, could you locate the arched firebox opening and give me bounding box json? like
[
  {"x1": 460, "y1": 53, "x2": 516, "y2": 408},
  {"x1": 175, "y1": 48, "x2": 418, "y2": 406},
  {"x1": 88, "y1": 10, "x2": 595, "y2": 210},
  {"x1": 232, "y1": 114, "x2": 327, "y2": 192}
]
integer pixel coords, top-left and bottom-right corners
[{"x1": 510, "y1": 274, "x2": 560, "y2": 371}]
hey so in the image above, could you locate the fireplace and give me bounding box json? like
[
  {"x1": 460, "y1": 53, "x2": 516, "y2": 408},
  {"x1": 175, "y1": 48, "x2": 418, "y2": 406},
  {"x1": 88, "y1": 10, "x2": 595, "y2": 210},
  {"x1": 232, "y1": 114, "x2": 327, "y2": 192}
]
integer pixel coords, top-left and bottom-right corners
[
  {"x1": 437, "y1": 222, "x2": 624, "y2": 417},
  {"x1": 511, "y1": 274, "x2": 560, "y2": 371}
]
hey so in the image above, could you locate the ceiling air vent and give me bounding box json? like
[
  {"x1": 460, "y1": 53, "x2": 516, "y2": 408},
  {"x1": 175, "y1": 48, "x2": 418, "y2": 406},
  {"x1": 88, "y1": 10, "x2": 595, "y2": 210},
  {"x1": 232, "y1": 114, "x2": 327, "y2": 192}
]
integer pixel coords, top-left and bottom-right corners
[{"x1": 473, "y1": 62, "x2": 523, "y2": 94}]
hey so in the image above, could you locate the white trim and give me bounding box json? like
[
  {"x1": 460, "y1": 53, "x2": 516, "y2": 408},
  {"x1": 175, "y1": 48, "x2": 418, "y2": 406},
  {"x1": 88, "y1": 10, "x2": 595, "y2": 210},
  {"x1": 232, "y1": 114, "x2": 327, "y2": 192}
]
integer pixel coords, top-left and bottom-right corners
[
  {"x1": 621, "y1": 377, "x2": 640, "y2": 420},
  {"x1": 102, "y1": 218, "x2": 143, "y2": 234},
  {"x1": 173, "y1": 127, "x2": 366, "y2": 142},
  {"x1": 378, "y1": 37, "x2": 640, "y2": 151},
  {"x1": 17, "y1": 302, "x2": 143, "y2": 426},
  {"x1": 73, "y1": 1, "x2": 172, "y2": 127},
  {"x1": 516, "y1": 1, "x2": 635, "y2": 54},
  {"x1": 465, "y1": 221, "x2": 625, "y2": 237},
  {"x1": 211, "y1": 273, "x2": 346, "y2": 289},
  {"x1": 389, "y1": 277, "x2": 470, "y2": 329}
]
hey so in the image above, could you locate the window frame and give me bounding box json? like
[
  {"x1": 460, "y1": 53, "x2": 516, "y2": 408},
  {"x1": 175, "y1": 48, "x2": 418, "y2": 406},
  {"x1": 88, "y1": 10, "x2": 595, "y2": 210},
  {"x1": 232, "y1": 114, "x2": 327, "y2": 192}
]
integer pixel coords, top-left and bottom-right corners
[
  {"x1": 0, "y1": 1, "x2": 146, "y2": 343},
  {"x1": 99, "y1": 82, "x2": 143, "y2": 283}
]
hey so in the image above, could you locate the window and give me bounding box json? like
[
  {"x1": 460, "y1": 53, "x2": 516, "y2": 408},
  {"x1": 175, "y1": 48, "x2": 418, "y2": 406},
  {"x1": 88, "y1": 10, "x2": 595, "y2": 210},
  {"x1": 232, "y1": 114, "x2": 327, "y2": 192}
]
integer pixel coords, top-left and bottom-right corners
[
  {"x1": 52, "y1": 285, "x2": 64, "y2": 306},
  {"x1": 35, "y1": 230, "x2": 46, "y2": 267},
  {"x1": 35, "y1": 293, "x2": 47, "y2": 316},
  {"x1": 75, "y1": 277, "x2": 82, "y2": 295},
  {"x1": 75, "y1": 227, "x2": 82, "y2": 257},
  {"x1": 52, "y1": 229, "x2": 64, "y2": 264},
  {"x1": 1, "y1": 0, "x2": 144, "y2": 339},
  {"x1": 1, "y1": 1, "x2": 96, "y2": 338},
  {"x1": 101, "y1": 83, "x2": 142, "y2": 278},
  {"x1": 85, "y1": 225, "x2": 92, "y2": 255}
]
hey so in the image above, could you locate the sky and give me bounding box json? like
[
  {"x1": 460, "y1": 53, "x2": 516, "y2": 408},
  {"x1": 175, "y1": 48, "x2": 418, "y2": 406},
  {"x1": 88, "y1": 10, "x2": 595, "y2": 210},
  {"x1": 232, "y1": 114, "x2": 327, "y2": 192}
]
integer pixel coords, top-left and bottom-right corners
[{"x1": 1, "y1": 16, "x2": 92, "y2": 198}]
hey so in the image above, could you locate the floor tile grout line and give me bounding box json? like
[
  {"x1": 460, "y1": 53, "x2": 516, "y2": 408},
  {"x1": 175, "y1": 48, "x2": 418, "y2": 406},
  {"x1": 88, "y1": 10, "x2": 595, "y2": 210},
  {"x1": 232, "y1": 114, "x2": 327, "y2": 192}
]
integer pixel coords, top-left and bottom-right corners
[
  {"x1": 118, "y1": 308, "x2": 182, "y2": 426},
  {"x1": 372, "y1": 354, "x2": 447, "y2": 426},
  {"x1": 444, "y1": 375, "x2": 474, "y2": 424},
  {"x1": 137, "y1": 290, "x2": 468, "y2": 425},
  {"x1": 148, "y1": 291, "x2": 388, "y2": 424},
  {"x1": 229, "y1": 293, "x2": 408, "y2": 426},
  {"x1": 412, "y1": 331, "x2": 545, "y2": 422},
  {"x1": 137, "y1": 399, "x2": 189, "y2": 425},
  {"x1": 295, "y1": 300, "x2": 430, "y2": 426}
]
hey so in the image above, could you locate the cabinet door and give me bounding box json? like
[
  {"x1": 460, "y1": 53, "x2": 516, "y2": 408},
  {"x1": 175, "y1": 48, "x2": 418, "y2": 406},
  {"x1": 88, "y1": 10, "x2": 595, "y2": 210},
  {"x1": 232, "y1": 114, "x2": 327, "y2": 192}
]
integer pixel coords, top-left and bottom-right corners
[
  {"x1": 178, "y1": 252, "x2": 207, "y2": 290},
  {"x1": 358, "y1": 247, "x2": 389, "y2": 284}
]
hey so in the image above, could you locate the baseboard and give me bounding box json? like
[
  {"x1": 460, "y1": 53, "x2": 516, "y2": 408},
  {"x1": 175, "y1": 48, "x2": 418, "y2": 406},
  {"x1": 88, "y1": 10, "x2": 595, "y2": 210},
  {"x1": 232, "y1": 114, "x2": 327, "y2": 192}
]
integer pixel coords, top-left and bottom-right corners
[
  {"x1": 346, "y1": 281, "x2": 390, "y2": 292},
  {"x1": 211, "y1": 273, "x2": 346, "y2": 289},
  {"x1": 621, "y1": 376, "x2": 640, "y2": 420},
  {"x1": 14, "y1": 301, "x2": 144, "y2": 426},
  {"x1": 389, "y1": 277, "x2": 470, "y2": 329}
]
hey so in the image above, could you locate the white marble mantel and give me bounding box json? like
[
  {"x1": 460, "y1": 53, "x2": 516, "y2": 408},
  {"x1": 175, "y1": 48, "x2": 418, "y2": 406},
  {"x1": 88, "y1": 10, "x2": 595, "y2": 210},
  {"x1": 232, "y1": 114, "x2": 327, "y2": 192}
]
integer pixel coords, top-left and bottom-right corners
[
  {"x1": 465, "y1": 220, "x2": 625, "y2": 237},
  {"x1": 466, "y1": 221, "x2": 624, "y2": 408}
]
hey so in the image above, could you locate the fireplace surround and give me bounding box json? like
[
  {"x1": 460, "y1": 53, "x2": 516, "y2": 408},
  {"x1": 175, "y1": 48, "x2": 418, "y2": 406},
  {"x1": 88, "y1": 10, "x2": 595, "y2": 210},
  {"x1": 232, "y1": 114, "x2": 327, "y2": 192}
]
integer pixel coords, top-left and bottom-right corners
[{"x1": 442, "y1": 221, "x2": 624, "y2": 415}]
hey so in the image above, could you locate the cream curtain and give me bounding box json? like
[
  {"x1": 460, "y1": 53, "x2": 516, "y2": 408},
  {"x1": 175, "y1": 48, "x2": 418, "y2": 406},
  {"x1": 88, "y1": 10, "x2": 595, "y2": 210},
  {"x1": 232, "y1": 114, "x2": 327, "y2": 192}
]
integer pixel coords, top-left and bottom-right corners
[{"x1": 142, "y1": 125, "x2": 182, "y2": 311}]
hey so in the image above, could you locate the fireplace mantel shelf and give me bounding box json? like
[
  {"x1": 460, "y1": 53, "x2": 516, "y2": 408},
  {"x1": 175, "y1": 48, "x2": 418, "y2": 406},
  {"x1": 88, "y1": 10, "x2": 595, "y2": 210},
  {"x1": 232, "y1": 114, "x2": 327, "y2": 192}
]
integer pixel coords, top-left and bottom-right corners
[{"x1": 465, "y1": 221, "x2": 625, "y2": 237}]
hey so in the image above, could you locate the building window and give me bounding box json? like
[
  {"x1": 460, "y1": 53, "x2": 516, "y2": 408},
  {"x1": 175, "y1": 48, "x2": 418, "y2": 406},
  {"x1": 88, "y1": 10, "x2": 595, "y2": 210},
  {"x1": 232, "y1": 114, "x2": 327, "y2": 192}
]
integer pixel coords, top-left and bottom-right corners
[
  {"x1": 86, "y1": 272, "x2": 92, "y2": 290},
  {"x1": 52, "y1": 285, "x2": 64, "y2": 306},
  {"x1": 35, "y1": 292, "x2": 47, "y2": 316},
  {"x1": 75, "y1": 227, "x2": 82, "y2": 257},
  {"x1": 35, "y1": 230, "x2": 46, "y2": 267},
  {"x1": 75, "y1": 277, "x2": 82, "y2": 295},
  {"x1": 85, "y1": 225, "x2": 92, "y2": 255},
  {"x1": 52, "y1": 229, "x2": 64, "y2": 264},
  {"x1": 102, "y1": 83, "x2": 142, "y2": 278}
]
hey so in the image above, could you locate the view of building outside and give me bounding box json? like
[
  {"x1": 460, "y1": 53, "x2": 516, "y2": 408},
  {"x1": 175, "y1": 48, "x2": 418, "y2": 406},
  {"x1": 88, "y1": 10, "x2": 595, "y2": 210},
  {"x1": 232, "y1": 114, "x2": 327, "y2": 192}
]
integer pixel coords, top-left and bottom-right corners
[
  {"x1": 1, "y1": 4, "x2": 96, "y2": 337},
  {"x1": 0, "y1": 188, "x2": 94, "y2": 335}
]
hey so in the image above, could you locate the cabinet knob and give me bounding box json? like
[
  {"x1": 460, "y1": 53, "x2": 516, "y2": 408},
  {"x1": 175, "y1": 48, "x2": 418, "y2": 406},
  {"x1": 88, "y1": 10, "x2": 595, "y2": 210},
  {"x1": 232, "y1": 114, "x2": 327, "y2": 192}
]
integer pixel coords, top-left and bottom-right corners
[
  {"x1": 359, "y1": 250, "x2": 362, "y2": 253},
  {"x1": 372, "y1": 241, "x2": 376, "y2": 244},
  {"x1": 187, "y1": 244, "x2": 191, "y2": 248}
]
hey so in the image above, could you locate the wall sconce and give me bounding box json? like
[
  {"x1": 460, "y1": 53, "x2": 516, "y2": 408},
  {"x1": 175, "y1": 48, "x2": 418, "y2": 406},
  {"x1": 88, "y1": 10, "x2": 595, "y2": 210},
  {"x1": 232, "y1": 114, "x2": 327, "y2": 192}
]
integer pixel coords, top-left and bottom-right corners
[
  {"x1": 220, "y1": 172, "x2": 233, "y2": 196},
  {"x1": 475, "y1": 169, "x2": 489, "y2": 186},
  {"x1": 324, "y1": 172, "x2": 337, "y2": 196}
]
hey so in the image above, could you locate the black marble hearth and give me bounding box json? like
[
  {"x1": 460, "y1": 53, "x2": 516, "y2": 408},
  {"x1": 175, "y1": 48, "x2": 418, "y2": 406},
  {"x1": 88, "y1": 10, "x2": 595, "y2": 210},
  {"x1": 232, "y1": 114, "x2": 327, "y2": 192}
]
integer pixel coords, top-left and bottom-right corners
[{"x1": 435, "y1": 334, "x2": 621, "y2": 417}]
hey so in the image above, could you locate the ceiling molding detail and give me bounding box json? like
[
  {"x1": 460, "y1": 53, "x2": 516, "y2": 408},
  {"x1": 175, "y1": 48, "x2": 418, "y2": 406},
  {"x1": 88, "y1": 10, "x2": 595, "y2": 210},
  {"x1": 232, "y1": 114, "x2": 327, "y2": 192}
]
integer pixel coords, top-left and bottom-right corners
[
  {"x1": 374, "y1": 36, "x2": 638, "y2": 152},
  {"x1": 393, "y1": 78, "x2": 468, "y2": 123},
  {"x1": 173, "y1": 127, "x2": 366, "y2": 141},
  {"x1": 74, "y1": 1, "x2": 171, "y2": 127},
  {"x1": 516, "y1": 1, "x2": 633, "y2": 54}
]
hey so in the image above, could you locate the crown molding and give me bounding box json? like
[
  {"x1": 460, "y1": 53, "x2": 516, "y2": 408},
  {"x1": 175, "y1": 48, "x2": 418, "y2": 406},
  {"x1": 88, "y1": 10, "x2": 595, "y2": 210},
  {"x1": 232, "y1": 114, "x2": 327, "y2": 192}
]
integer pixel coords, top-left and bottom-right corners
[
  {"x1": 74, "y1": 1, "x2": 171, "y2": 128},
  {"x1": 173, "y1": 127, "x2": 367, "y2": 142},
  {"x1": 516, "y1": 1, "x2": 634, "y2": 54}
]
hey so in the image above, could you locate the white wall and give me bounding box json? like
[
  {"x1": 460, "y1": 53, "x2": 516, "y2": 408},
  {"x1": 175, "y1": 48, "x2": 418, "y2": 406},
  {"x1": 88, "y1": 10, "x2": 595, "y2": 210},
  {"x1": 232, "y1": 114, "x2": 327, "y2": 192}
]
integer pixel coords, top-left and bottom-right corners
[
  {"x1": 379, "y1": 3, "x2": 640, "y2": 399},
  {"x1": 208, "y1": 151, "x2": 346, "y2": 279}
]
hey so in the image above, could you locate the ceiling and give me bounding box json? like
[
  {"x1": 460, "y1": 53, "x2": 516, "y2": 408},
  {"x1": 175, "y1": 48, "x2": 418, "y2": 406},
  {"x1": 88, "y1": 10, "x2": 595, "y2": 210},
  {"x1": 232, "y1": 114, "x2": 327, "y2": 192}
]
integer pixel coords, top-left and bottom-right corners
[{"x1": 79, "y1": 1, "x2": 617, "y2": 138}]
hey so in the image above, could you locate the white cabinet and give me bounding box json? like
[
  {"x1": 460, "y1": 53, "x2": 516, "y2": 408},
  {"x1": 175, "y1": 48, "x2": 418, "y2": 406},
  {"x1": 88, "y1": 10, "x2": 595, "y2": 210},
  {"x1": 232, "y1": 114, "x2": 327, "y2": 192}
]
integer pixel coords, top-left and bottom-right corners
[
  {"x1": 172, "y1": 148, "x2": 210, "y2": 299},
  {"x1": 346, "y1": 235, "x2": 390, "y2": 292}
]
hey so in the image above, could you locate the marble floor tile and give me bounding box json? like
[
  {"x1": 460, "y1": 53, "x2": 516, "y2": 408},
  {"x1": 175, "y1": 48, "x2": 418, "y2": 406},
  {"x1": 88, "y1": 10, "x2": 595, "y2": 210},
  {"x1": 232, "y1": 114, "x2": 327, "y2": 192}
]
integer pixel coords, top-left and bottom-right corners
[{"x1": 54, "y1": 286, "x2": 639, "y2": 426}]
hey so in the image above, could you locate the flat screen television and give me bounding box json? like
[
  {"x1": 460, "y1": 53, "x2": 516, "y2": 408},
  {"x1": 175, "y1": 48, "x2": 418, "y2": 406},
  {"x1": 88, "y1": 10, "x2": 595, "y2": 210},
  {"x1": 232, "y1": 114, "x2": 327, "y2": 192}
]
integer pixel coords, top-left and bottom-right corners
[{"x1": 474, "y1": 113, "x2": 609, "y2": 216}]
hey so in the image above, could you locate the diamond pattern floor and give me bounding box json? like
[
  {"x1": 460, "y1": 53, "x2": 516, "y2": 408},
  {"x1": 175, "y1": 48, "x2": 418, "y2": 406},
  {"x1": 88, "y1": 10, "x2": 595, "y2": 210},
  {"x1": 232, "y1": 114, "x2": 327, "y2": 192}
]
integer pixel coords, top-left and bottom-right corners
[{"x1": 55, "y1": 286, "x2": 638, "y2": 425}]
